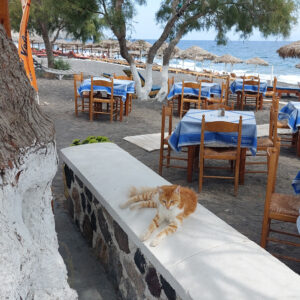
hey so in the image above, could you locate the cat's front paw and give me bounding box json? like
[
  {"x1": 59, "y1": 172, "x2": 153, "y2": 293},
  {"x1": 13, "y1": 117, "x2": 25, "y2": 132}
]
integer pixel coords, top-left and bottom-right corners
[
  {"x1": 119, "y1": 202, "x2": 129, "y2": 209},
  {"x1": 140, "y1": 231, "x2": 151, "y2": 242},
  {"x1": 150, "y1": 238, "x2": 160, "y2": 247}
]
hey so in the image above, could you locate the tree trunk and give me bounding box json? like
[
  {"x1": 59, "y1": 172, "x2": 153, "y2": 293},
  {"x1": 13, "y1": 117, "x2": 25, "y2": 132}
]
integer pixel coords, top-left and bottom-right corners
[
  {"x1": 0, "y1": 25, "x2": 76, "y2": 299},
  {"x1": 39, "y1": 22, "x2": 54, "y2": 68},
  {"x1": 155, "y1": 65, "x2": 169, "y2": 102}
]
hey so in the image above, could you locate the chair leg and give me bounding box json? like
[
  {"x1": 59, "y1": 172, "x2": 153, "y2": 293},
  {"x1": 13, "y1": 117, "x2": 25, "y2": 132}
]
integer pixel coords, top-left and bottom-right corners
[
  {"x1": 75, "y1": 98, "x2": 78, "y2": 116},
  {"x1": 167, "y1": 146, "x2": 171, "y2": 167},
  {"x1": 260, "y1": 217, "x2": 271, "y2": 248},
  {"x1": 159, "y1": 147, "x2": 164, "y2": 175},
  {"x1": 180, "y1": 99, "x2": 184, "y2": 118},
  {"x1": 199, "y1": 157, "x2": 204, "y2": 192},
  {"x1": 234, "y1": 158, "x2": 240, "y2": 196},
  {"x1": 89, "y1": 101, "x2": 93, "y2": 121}
]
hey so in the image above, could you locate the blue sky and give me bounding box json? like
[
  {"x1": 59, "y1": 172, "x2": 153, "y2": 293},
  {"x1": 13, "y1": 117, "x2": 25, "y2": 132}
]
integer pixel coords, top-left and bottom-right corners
[{"x1": 117, "y1": 1, "x2": 300, "y2": 41}]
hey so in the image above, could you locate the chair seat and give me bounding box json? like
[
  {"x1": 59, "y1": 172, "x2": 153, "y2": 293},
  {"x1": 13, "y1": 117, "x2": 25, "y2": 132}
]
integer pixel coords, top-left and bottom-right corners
[
  {"x1": 204, "y1": 147, "x2": 237, "y2": 159},
  {"x1": 257, "y1": 137, "x2": 274, "y2": 148},
  {"x1": 277, "y1": 120, "x2": 289, "y2": 129},
  {"x1": 270, "y1": 193, "x2": 300, "y2": 217},
  {"x1": 265, "y1": 91, "x2": 274, "y2": 97}
]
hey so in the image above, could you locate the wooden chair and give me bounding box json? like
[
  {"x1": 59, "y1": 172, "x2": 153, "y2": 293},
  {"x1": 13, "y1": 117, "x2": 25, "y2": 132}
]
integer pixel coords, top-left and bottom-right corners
[
  {"x1": 261, "y1": 147, "x2": 300, "y2": 262},
  {"x1": 204, "y1": 102, "x2": 234, "y2": 110},
  {"x1": 199, "y1": 115, "x2": 242, "y2": 196},
  {"x1": 205, "y1": 82, "x2": 228, "y2": 107},
  {"x1": 159, "y1": 105, "x2": 188, "y2": 175},
  {"x1": 113, "y1": 73, "x2": 133, "y2": 115},
  {"x1": 265, "y1": 76, "x2": 277, "y2": 98},
  {"x1": 74, "y1": 73, "x2": 89, "y2": 116},
  {"x1": 275, "y1": 93, "x2": 298, "y2": 149},
  {"x1": 89, "y1": 77, "x2": 119, "y2": 122},
  {"x1": 240, "y1": 78, "x2": 261, "y2": 111},
  {"x1": 180, "y1": 81, "x2": 202, "y2": 118},
  {"x1": 246, "y1": 97, "x2": 280, "y2": 174}
]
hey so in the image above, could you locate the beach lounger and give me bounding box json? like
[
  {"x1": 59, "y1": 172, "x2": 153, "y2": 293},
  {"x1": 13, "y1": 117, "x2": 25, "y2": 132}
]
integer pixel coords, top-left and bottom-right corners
[
  {"x1": 123, "y1": 68, "x2": 161, "y2": 97},
  {"x1": 267, "y1": 85, "x2": 300, "y2": 101}
]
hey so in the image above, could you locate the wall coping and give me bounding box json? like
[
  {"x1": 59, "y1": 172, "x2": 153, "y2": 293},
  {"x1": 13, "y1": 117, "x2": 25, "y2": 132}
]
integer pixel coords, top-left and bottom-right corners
[{"x1": 61, "y1": 143, "x2": 300, "y2": 300}]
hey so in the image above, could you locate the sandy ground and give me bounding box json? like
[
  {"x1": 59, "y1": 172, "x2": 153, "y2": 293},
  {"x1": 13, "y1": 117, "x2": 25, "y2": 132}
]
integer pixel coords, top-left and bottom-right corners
[{"x1": 38, "y1": 60, "x2": 300, "y2": 294}]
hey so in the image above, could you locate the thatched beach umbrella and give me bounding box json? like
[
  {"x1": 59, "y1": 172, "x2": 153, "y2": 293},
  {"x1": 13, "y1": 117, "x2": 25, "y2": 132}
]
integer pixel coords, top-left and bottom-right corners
[
  {"x1": 245, "y1": 57, "x2": 269, "y2": 74},
  {"x1": 181, "y1": 46, "x2": 216, "y2": 61},
  {"x1": 100, "y1": 39, "x2": 119, "y2": 57},
  {"x1": 277, "y1": 41, "x2": 300, "y2": 59},
  {"x1": 245, "y1": 57, "x2": 269, "y2": 66},
  {"x1": 213, "y1": 54, "x2": 243, "y2": 72},
  {"x1": 130, "y1": 40, "x2": 152, "y2": 59}
]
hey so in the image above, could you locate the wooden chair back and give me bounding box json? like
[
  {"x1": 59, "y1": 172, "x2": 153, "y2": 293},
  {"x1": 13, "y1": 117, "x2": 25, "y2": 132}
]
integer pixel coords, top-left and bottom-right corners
[
  {"x1": 200, "y1": 114, "x2": 242, "y2": 156},
  {"x1": 90, "y1": 77, "x2": 114, "y2": 101},
  {"x1": 268, "y1": 105, "x2": 278, "y2": 144},
  {"x1": 242, "y1": 78, "x2": 260, "y2": 97},
  {"x1": 272, "y1": 76, "x2": 277, "y2": 93},
  {"x1": 74, "y1": 73, "x2": 83, "y2": 98},
  {"x1": 180, "y1": 81, "x2": 202, "y2": 117},
  {"x1": 161, "y1": 105, "x2": 173, "y2": 142}
]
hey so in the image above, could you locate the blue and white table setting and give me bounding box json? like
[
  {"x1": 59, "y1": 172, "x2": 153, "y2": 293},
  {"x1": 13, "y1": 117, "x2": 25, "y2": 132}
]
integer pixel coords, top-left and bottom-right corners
[
  {"x1": 167, "y1": 81, "x2": 222, "y2": 100},
  {"x1": 292, "y1": 171, "x2": 300, "y2": 234},
  {"x1": 78, "y1": 77, "x2": 135, "y2": 102},
  {"x1": 278, "y1": 101, "x2": 300, "y2": 133},
  {"x1": 168, "y1": 109, "x2": 257, "y2": 182},
  {"x1": 169, "y1": 110, "x2": 257, "y2": 154},
  {"x1": 230, "y1": 79, "x2": 268, "y2": 95}
]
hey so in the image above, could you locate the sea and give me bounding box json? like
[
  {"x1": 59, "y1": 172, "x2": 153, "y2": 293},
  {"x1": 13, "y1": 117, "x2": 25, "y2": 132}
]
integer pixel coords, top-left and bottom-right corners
[{"x1": 146, "y1": 39, "x2": 300, "y2": 86}]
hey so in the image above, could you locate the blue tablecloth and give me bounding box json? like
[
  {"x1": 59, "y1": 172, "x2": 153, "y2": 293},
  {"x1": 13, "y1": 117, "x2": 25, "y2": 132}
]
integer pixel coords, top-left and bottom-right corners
[
  {"x1": 230, "y1": 79, "x2": 268, "y2": 95},
  {"x1": 169, "y1": 109, "x2": 257, "y2": 155},
  {"x1": 278, "y1": 101, "x2": 300, "y2": 133},
  {"x1": 78, "y1": 77, "x2": 135, "y2": 102},
  {"x1": 167, "y1": 82, "x2": 221, "y2": 100},
  {"x1": 292, "y1": 171, "x2": 300, "y2": 234}
]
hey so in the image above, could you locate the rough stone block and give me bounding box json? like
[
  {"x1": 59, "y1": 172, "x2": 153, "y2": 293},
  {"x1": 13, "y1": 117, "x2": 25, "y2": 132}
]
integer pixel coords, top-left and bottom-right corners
[
  {"x1": 134, "y1": 249, "x2": 147, "y2": 274},
  {"x1": 146, "y1": 267, "x2": 161, "y2": 298},
  {"x1": 113, "y1": 220, "x2": 130, "y2": 254}
]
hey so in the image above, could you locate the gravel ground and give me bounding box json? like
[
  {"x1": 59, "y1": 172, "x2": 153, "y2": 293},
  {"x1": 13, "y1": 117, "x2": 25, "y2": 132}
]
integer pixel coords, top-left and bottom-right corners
[{"x1": 38, "y1": 61, "x2": 300, "y2": 295}]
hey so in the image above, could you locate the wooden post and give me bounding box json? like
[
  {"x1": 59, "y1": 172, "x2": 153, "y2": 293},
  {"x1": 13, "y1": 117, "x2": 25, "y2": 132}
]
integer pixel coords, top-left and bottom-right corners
[{"x1": 0, "y1": 0, "x2": 11, "y2": 38}]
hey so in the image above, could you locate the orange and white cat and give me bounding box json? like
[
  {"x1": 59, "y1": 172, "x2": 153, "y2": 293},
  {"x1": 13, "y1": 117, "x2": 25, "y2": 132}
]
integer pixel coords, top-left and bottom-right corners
[{"x1": 120, "y1": 185, "x2": 197, "y2": 247}]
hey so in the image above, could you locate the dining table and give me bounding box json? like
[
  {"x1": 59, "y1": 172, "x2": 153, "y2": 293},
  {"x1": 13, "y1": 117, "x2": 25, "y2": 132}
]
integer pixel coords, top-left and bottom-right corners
[
  {"x1": 167, "y1": 81, "x2": 222, "y2": 115},
  {"x1": 278, "y1": 101, "x2": 300, "y2": 156},
  {"x1": 77, "y1": 77, "x2": 135, "y2": 119},
  {"x1": 168, "y1": 109, "x2": 257, "y2": 183},
  {"x1": 230, "y1": 79, "x2": 268, "y2": 110}
]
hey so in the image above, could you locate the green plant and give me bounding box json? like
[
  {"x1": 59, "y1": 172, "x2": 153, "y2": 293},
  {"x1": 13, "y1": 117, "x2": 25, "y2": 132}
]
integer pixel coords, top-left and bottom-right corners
[
  {"x1": 53, "y1": 58, "x2": 70, "y2": 70},
  {"x1": 71, "y1": 136, "x2": 111, "y2": 146}
]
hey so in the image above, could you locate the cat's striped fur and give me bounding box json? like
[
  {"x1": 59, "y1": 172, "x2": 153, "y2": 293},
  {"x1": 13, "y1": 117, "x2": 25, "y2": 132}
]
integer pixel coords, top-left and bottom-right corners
[{"x1": 120, "y1": 185, "x2": 197, "y2": 247}]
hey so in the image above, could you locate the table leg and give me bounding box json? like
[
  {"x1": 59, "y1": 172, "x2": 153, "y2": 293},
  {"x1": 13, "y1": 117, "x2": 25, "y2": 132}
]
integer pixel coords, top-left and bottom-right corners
[
  {"x1": 125, "y1": 95, "x2": 129, "y2": 116},
  {"x1": 297, "y1": 129, "x2": 300, "y2": 157},
  {"x1": 239, "y1": 148, "x2": 246, "y2": 185},
  {"x1": 119, "y1": 99, "x2": 123, "y2": 122},
  {"x1": 187, "y1": 146, "x2": 196, "y2": 182}
]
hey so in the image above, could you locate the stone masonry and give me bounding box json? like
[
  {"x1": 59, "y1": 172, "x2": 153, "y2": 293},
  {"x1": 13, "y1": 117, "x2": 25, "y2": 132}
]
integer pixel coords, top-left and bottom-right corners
[{"x1": 63, "y1": 163, "x2": 181, "y2": 300}]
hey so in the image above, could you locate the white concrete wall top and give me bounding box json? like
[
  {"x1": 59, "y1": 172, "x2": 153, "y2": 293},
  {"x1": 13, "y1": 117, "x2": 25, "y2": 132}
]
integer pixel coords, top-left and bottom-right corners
[{"x1": 61, "y1": 143, "x2": 300, "y2": 300}]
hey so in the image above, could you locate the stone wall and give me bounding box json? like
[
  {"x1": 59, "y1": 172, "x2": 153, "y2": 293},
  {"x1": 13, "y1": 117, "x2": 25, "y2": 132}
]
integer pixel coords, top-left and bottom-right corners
[{"x1": 63, "y1": 163, "x2": 180, "y2": 300}]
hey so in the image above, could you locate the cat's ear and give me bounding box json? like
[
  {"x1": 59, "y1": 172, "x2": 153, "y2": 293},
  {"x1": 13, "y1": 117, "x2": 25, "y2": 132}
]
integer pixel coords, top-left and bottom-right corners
[{"x1": 174, "y1": 185, "x2": 181, "y2": 194}]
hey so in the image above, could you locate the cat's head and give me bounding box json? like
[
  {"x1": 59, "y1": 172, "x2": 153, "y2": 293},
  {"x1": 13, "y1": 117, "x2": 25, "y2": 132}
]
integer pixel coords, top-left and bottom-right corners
[{"x1": 157, "y1": 185, "x2": 181, "y2": 209}]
